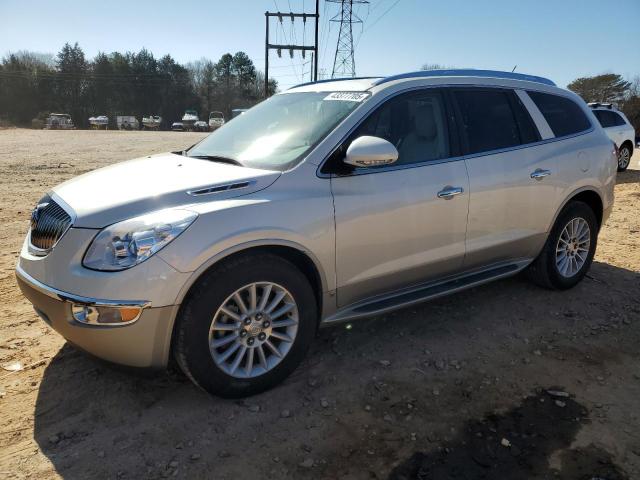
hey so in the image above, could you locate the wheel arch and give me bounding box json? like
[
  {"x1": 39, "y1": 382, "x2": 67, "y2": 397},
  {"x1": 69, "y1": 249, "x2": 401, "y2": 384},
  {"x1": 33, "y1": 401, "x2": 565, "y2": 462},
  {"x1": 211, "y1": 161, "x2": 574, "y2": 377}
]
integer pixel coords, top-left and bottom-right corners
[
  {"x1": 177, "y1": 239, "x2": 326, "y2": 305},
  {"x1": 620, "y1": 139, "x2": 634, "y2": 154},
  {"x1": 551, "y1": 187, "x2": 604, "y2": 231},
  {"x1": 166, "y1": 241, "x2": 328, "y2": 361}
]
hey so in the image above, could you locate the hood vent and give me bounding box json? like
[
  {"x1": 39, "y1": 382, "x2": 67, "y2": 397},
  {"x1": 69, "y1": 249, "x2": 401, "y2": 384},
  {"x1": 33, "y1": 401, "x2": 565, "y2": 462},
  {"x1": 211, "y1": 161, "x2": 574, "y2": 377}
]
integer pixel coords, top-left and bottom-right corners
[{"x1": 188, "y1": 181, "x2": 253, "y2": 196}]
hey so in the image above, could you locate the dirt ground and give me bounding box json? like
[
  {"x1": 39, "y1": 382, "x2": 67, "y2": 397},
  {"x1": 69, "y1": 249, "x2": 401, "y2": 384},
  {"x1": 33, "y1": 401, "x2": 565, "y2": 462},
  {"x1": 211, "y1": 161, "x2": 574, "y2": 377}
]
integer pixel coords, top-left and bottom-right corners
[{"x1": 0, "y1": 129, "x2": 639, "y2": 480}]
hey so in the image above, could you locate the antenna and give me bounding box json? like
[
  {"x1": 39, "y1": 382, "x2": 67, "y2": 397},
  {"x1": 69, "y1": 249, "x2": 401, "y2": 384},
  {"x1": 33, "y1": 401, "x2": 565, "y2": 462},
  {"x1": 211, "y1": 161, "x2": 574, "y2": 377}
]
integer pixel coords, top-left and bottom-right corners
[{"x1": 327, "y1": 0, "x2": 369, "y2": 78}]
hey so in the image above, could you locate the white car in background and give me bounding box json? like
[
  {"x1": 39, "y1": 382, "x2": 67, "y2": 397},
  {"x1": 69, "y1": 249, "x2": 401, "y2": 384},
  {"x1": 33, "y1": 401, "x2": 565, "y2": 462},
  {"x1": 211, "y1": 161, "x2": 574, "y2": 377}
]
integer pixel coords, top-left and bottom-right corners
[
  {"x1": 194, "y1": 121, "x2": 210, "y2": 132},
  {"x1": 589, "y1": 103, "x2": 635, "y2": 171},
  {"x1": 208, "y1": 111, "x2": 225, "y2": 130}
]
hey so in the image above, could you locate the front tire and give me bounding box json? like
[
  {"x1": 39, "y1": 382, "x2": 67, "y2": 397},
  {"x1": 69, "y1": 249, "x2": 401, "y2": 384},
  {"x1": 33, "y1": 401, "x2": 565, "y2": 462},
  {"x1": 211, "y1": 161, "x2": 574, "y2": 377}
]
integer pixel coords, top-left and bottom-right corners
[
  {"x1": 174, "y1": 253, "x2": 317, "y2": 398},
  {"x1": 526, "y1": 201, "x2": 598, "y2": 290},
  {"x1": 618, "y1": 143, "x2": 632, "y2": 172}
]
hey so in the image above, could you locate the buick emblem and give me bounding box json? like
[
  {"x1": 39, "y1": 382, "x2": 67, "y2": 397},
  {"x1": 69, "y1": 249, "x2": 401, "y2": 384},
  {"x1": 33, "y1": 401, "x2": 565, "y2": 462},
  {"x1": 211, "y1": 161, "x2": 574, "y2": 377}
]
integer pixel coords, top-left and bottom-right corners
[{"x1": 30, "y1": 202, "x2": 48, "y2": 229}]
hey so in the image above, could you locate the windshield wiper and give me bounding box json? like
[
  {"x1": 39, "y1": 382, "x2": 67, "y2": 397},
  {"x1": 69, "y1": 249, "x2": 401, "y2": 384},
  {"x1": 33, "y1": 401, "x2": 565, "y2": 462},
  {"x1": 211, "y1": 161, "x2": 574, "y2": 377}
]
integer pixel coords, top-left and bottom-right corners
[{"x1": 188, "y1": 155, "x2": 243, "y2": 166}]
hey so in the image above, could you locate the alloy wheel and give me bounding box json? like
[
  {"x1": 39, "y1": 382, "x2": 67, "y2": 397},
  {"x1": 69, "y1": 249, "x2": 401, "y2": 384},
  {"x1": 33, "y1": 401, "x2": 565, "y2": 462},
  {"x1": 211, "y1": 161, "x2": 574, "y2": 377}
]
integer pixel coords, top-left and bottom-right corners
[
  {"x1": 555, "y1": 217, "x2": 591, "y2": 278},
  {"x1": 618, "y1": 146, "x2": 631, "y2": 169},
  {"x1": 208, "y1": 282, "x2": 299, "y2": 378}
]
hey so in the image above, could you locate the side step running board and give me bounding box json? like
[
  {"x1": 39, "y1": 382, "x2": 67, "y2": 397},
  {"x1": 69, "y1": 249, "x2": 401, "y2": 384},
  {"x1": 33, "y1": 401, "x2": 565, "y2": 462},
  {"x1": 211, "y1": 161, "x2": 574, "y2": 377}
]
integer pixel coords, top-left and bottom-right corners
[{"x1": 322, "y1": 263, "x2": 524, "y2": 325}]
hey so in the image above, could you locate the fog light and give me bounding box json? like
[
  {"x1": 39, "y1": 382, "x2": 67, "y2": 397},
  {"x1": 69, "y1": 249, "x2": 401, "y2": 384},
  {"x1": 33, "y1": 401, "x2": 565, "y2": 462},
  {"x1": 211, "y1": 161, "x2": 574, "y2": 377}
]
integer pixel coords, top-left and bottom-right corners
[{"x1": 71, "y1": 304, "x2": 143, "y2": 325}]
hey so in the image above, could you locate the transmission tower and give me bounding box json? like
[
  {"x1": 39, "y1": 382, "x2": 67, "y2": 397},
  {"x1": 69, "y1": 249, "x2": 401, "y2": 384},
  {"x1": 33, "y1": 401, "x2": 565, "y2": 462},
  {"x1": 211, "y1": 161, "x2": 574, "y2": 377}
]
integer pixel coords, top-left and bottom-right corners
[{"x1": 327, "y1": 0, "x2": 368, "y2": 78}]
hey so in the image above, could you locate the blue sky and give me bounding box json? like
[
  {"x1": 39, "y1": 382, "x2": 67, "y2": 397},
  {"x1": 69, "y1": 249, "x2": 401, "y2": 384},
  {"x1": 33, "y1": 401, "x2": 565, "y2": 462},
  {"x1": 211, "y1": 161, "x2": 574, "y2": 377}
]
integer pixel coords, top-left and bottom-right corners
[{"x1": 1, "y1": 0, "x2": 638, "y2": 89}]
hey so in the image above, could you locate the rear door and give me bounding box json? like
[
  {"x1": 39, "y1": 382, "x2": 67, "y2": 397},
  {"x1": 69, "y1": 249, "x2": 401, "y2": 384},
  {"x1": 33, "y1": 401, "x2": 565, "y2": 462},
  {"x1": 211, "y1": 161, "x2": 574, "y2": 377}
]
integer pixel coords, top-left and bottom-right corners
[
  {"x1": 608, "y1": 111, "x2": 633, "y2": 146},
  {"x1": 452, "y1": 87, "x2": 559, "y2": 269},
  {"x1": 593, "y1": 110, "x2": 618, "y2": 144},
  {"x1": 327, "y1": 88, "x2": 470, "y2": 307}
]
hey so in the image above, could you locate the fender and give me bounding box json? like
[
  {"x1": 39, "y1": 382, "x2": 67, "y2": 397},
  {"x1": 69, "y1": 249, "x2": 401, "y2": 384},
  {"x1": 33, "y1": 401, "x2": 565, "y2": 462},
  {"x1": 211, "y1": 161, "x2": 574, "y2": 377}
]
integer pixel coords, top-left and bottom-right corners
[
  {"x1": 171, "y1": 238, "x2": 331, "y2": 307},
  {"x1": 156, "y1": 238, "x2": 334, "y2": 364}
]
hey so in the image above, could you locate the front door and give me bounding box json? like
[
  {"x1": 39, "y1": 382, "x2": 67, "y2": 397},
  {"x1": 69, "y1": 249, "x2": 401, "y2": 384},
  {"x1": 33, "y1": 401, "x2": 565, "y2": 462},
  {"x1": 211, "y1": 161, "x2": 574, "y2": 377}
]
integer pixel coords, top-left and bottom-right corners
[{"x1": 328, "y1": 89, "x2": 470, "y2": 307}]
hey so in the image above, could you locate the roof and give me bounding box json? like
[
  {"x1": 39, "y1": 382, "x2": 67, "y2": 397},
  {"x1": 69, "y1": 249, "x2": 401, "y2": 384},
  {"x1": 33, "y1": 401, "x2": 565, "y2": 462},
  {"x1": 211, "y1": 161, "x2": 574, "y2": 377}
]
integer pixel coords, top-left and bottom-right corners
[{"x1": 287, "y1": 69, "x2": 556, "y2": 93}]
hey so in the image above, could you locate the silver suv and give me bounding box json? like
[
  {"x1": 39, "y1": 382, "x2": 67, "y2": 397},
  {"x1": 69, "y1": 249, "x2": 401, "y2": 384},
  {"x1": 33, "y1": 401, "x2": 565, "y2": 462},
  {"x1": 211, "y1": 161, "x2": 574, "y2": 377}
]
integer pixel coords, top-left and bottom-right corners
[{"x1": 17, "y1": 70, "x2": 616, "y2": 397}]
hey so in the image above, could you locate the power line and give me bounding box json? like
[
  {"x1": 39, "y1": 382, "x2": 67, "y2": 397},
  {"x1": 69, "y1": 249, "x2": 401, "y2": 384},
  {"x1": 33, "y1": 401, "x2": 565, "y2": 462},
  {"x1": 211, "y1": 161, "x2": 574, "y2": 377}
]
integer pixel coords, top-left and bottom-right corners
[
  {"x1": 264, "y1": 1, "x2": 320, "y2": 96},
  {"x1": 355, "y1": 0, "x2": 401, "y2": 49},
  {"x1": 353, "y1": 1, "x2": 371, "y2": 51},
  {"x1": 273, "y1": 0, "x2": 300, "y2": 81}
]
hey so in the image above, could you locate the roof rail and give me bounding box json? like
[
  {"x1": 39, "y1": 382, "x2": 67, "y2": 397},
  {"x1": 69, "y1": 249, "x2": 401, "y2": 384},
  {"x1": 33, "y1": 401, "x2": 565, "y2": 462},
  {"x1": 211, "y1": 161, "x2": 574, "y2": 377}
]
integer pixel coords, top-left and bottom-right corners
[
  {"x1": 372, "y1": 69, "x2": 557, "y2": 87},
  {"x1": 288, "y1": 76, "x2": 381, "y2": 90}
]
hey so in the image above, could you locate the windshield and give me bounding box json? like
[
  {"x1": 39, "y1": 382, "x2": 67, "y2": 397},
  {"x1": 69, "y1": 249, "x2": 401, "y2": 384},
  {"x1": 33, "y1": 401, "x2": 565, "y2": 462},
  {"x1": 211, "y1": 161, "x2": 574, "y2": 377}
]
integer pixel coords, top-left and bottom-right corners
[{"x1": 188, "y1": 91, "x2": 369, "y2": 171}]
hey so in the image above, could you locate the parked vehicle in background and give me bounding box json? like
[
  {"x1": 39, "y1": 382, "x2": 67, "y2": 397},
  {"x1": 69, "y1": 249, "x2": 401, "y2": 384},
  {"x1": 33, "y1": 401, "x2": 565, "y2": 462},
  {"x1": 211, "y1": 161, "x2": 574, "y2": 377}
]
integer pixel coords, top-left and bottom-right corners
[
  {"x1": 88, "y1": 116, "x2": 109, "y2": 130},
  {"x1": 171, "y1": 122, "x2": 184, "y2": 131},
  {"x1": 116, "y1": 116, "x2": 139, "y2": 131},
  {"x1": 16, "y1": 70, "x2": 616, "y2": 397},
  {"x1": 231, "y1": 108, "x2": 248, "y2": 119},
  {"x1": 181, "y1": 110, "x2": 199, "y2": 131},
  {"x1": 208, "y1": 111, "x2": 225, "y2": 130},
  {"x1": 142, "y1": 115, "x2": 162, "y2": 130},
  {"x1": 45, "y1": 113, "x2": 74, "y2": 130},
  {"x1": 589, "y1": 103, "x2": 635, "y2": 171},
  {"x1": 194, "y1": 120, "x2": 209, "y2": 132}
]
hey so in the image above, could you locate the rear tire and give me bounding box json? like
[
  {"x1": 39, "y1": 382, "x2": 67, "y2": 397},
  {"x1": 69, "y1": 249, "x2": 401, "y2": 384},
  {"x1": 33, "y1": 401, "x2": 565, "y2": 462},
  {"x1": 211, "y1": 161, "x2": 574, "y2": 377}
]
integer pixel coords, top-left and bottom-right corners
[
  {"x1": 526, "y1": 201, "x2": 598, "y2": 290},
  {"x1": 174, "y1": 253, "x2": 317, "y2": 398},
  {"x1": 618, "y1": 143, "x2": 632, "y2": 171}
]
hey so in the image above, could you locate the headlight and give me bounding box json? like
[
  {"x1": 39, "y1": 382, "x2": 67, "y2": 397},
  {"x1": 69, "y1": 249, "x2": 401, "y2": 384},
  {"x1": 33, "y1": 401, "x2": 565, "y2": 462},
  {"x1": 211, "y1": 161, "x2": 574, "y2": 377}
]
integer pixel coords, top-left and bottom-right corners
[{"x1": 83, "y1": 208, "x2": 198, "y2": 271}]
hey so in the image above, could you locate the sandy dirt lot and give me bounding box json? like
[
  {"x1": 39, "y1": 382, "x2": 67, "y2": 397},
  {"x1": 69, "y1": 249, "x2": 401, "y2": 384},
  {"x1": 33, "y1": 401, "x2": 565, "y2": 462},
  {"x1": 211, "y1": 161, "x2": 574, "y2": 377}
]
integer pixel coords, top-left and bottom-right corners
[{"x1": 0, "y1": 129, "x2": 639, "y2": 479}]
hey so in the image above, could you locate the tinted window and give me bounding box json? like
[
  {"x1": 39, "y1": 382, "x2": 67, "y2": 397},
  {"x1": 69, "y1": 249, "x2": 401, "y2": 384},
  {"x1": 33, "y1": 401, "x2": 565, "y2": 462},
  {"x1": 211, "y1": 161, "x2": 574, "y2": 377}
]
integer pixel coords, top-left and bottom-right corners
[
  {"x1": 593, "y1": 110, "x2": 615, "y2": 128},
  {"x1": 592, "y1": 110, "x2": 626, "y2": 128},
  {"x1": 592, "y1": 110, "x2": 607, "y2": 127},
  {"x1": 527, "y1": 91, "x2": 591, "y2": 137},
  {"x1": 611, "y1": 111, "x2": 626, "y2": 126},
  {"x1": 511, "y1": 94, "x2": 541, "y2": 144},
  {"x1": 453, "y1": 89, "x2": 528, "y2": 154},
  {"x1": 353, "y1": 90, "x2": 450, "y2": 166}
]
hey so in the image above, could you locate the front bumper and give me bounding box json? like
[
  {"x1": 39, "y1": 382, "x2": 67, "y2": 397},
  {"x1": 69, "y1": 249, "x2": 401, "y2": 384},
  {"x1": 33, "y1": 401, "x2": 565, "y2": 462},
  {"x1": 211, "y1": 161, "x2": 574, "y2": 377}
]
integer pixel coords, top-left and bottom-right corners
[{"x1": 16, "y1": 266, "x2": 177, "y2": 368}]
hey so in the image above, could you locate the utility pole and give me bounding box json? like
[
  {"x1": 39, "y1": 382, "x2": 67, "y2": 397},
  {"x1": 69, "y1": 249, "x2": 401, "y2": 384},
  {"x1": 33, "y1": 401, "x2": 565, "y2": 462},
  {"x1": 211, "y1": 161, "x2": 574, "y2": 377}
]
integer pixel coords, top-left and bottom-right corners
[
  {"x1": 265, "y1": 0, "x2": 320, "y2": 98},
  {"x1": 328, "y1": 0, "x2": 368, "y2": 78}
]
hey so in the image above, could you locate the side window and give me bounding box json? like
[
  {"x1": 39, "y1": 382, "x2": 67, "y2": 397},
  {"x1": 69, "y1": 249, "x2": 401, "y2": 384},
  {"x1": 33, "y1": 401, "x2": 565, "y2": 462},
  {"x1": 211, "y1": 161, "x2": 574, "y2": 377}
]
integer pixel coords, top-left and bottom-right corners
[
  {"x1": 510, "y1": 93, "x2": 541, "y2": 144},
  {"x1": 599, "y1": 111, "x2": 615, "y2": 128},
  {"x1": 592, "y1": 110, "x2": 607, "y2": 127},
  {"x1": 453, "y1": 89, "x2": 527, "y2": 154},
  {"x1": 612, "y1": 112, "x2": 627, "y2": 127},
  {"x1": 527, "y1": 91, "x2": 591, "y2": 137},
  {"x1": 352, "y1": 90, "x2": 451, "y2": 166}
]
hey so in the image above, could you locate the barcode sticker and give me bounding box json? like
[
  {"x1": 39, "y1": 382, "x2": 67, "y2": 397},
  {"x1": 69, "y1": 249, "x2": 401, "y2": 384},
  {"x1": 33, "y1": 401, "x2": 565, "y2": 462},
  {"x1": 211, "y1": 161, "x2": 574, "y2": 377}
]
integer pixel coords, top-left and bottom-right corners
[{"x1": 324, "y1": 92, "x2": 369, "y2": 102}]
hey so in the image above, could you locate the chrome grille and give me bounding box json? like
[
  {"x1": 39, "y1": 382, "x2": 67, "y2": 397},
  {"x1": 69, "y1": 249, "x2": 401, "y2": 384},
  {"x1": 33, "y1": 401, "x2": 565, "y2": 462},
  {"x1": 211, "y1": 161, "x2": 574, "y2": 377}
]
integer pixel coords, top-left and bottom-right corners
[{"x1": 29, "y1": 196, "x2": 72, "y2": 252}]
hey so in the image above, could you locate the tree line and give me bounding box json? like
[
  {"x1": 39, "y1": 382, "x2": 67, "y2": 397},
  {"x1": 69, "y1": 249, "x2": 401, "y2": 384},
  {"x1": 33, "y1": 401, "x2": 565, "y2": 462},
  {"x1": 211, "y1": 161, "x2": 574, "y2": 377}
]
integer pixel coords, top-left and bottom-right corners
[{"x1": 0, "y1": 43, "x2": 277, "y2": 129}]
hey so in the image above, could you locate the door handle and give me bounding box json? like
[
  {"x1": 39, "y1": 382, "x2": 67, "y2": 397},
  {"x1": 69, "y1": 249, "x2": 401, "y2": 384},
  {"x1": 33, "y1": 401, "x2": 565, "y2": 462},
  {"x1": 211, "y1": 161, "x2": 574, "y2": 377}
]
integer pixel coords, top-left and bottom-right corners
[
  {"x1": 530, "y1": 168, "x2": 551, "y2": 180},
  {"x1": 437, "y1": 186, "x2": 464, "y2": 199}
]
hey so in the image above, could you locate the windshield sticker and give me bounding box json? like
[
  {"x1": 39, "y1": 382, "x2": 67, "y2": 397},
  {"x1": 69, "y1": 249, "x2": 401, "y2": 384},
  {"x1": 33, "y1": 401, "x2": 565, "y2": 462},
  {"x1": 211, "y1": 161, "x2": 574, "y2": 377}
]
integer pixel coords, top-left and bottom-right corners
[{"x1": 324, "y1": 92, "x2": 369, "y2": 102}]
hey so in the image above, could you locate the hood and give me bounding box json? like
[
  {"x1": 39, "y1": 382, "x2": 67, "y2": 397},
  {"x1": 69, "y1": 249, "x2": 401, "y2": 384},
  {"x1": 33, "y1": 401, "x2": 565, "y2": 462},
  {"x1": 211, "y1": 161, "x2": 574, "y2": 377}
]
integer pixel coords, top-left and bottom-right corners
[{"x1": 52, "y1": 153, "x2": 280, "y2": 228}]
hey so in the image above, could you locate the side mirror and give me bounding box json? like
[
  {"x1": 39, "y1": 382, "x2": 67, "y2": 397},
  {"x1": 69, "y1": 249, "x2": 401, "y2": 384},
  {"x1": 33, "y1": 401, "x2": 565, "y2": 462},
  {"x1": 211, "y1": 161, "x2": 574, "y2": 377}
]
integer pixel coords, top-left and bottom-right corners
[{"x1": 344, "y1": 136, "x2": 399, "y2": 168}]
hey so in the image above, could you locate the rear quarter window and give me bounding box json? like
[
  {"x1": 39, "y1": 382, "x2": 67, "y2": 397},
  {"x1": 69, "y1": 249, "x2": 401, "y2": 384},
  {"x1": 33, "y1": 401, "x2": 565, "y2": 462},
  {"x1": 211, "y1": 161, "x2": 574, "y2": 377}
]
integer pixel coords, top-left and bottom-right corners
[
  {"x1": 527, "y1": 91, "x2": 591, "y2": 137},
  {"x1": 612, "y1": 112, "x2": 627, "y2": 127}
]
